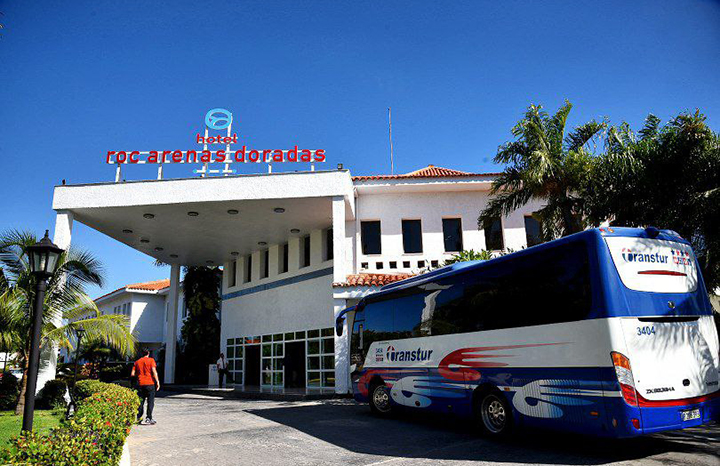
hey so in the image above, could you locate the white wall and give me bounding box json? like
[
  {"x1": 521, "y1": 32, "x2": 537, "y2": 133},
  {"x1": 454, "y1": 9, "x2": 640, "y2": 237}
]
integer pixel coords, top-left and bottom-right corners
[
  {"x1": 220, "y1": 274, "x2": 335, "y2": 343},
  {"x1": 130, "y1": 294, "x2": 166, "y2": 343},
  {"x1": 356, "y1": 190, "x2": 543, "y2": 273}
]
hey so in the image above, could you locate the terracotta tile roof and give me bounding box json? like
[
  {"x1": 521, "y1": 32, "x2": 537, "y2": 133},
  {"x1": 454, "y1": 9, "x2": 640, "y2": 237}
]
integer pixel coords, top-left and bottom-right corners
[
  {"x1": 126, "y1": 279, "x2": 170, "y2": 291},
  {"x1": 333, "y1": 273, "x2": 415, "y2": 288},
  {"x1": 94, "y1": 279, "x2": 170, "y2": 302},
  {"x1": 352, "y1": 164, "x2": 501, "y2": 181}
]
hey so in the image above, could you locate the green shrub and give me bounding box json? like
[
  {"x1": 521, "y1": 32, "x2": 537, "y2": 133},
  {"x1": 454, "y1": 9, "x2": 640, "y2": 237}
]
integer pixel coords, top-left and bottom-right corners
[
  {"x1": 1, "y1": 380, "x2": 140, "y2": 465},
  {"x1": 0, "y1": 372, "x2": 20, "y2": 410},
  {"x1": 74, "y1": 379, "x2": 108, "y2": 401},
  {"x1": 100, "y1": 364, "x2": 129, "y2": 382},
  {"x1": 37, "y1": 378, "x2": 68, "y2": 409}
]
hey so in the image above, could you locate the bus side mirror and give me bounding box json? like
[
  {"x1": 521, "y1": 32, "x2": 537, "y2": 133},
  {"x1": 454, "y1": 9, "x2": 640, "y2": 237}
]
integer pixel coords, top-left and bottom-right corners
[{"x1": 335, "y1": 316, "x2": 344, "y2": 337}]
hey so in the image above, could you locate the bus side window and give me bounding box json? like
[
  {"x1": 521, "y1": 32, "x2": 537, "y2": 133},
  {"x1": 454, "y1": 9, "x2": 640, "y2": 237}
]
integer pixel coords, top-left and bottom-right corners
[{"x1": 351, "y1": 310, "x2": 366, "y2": 369}]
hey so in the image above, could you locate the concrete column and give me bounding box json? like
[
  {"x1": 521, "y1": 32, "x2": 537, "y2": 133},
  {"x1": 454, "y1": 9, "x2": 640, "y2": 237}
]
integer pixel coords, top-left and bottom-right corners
[
  {"x1": 332, "y1": 196, "x2": 346, "y2": 283},
  {"x1": 333, "y1": 298, "x2": 350, "y2": 394},
  {"x1": 36, "y1": 211, "x2": 75, "y2": 393},
  {"x1": 164, "y1": 264, "x2": 181, "y2": 384}
]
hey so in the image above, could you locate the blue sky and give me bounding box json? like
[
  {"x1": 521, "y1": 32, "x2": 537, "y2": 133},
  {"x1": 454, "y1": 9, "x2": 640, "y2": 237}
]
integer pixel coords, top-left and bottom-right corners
[{"x1": 1, "y1": 1, "x2": 719, "y2": 297}]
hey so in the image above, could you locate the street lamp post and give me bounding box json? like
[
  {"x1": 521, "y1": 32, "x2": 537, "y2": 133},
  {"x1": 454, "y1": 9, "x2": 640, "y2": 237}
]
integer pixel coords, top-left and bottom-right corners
[{"x1": 22, "y1": 230, "x2": 63, "y2": 433}]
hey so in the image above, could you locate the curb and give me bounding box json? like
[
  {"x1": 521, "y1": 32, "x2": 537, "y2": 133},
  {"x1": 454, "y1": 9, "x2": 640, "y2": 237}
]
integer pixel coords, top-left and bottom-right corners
[{"x1": 119, "y1": 440, "x2": 131, "y2": 466}]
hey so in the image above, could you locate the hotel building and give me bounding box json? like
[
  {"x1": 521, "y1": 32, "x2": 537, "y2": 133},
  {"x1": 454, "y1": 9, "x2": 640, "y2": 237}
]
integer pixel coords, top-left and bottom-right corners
[{"x1": 49, "y1": 165, "x2": 543, "y2": 393}]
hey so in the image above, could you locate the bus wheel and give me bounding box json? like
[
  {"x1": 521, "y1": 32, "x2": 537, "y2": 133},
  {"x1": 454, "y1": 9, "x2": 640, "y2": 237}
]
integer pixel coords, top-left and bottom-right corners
[
  {"x1": 369, "y1": 381, "x2": 393, "y2": 416},
  {"x1": 477, "y1": 391, "x2": 512, "y2": 435}
]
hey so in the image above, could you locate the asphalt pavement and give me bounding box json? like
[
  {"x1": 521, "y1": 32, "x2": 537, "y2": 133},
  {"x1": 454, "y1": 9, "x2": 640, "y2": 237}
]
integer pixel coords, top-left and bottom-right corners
[{"x1": 127, "y1": 392, "x2": 719, "y2": 466}]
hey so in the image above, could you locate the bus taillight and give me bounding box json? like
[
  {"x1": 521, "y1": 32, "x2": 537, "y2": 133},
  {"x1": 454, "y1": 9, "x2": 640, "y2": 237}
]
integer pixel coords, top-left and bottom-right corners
[{"x1": 611, "y1": 352, "x2": 638, "y2": 406}]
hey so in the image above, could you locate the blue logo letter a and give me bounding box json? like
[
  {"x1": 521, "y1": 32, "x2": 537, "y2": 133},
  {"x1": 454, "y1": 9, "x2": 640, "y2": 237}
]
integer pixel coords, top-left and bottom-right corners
[{"x1": 205, "y1": 108, "x2": 233, "y2": 130}]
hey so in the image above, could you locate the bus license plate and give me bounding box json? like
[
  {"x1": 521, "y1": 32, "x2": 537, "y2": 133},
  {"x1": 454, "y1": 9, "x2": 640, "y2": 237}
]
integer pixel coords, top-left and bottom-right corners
[{"x1": 681, "y1": 408, "x2": 700, "y2": 421}]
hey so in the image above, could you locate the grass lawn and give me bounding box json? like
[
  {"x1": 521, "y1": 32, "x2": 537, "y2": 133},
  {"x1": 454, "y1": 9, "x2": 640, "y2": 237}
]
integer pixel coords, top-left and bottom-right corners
[{"x1": 0, "y1": 410, "x2": 64, "y2": 447}]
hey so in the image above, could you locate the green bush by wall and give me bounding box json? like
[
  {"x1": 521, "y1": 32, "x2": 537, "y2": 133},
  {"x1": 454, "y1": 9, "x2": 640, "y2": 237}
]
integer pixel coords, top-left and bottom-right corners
[
  {"x1": 37, "y1": 379, "x2": 68, "y2": 409},
  {"x1": 0, "y1": 372, "x2": 19, "y2": 410},
  {"x1": 1, "y1": 380, "x2": 140, "y2": 465}
]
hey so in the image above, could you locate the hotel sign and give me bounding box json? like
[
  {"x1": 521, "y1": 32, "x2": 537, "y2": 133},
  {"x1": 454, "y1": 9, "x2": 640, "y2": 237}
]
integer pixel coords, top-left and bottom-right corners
[{"x1": 105, "y1": 108, "x2": 325, "y2": 176}]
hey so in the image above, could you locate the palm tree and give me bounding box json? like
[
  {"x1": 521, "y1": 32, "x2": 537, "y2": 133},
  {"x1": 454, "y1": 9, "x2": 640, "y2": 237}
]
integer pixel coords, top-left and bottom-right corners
[
  {"x1": 478, "y1": 101, "x2": 606, "y2": 240},
  {"x1": 0, "y1": 229, "x2": 136, "y2": 414}
]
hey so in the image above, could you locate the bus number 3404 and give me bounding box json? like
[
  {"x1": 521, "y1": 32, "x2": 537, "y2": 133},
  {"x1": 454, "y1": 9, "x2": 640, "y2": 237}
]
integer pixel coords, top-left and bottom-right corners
[{"x1": 637, "y1": 326, "x2": 656, "y2": 336}]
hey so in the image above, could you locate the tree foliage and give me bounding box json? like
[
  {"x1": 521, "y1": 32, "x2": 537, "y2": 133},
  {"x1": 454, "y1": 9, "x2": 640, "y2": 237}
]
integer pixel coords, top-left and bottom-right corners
[
  {"x1": 584, "y1": 110, "x2": 720, "y2": 290},
  {"x1": 176, "y1": 266, "x2": 221, "y2": 384},
  {"x1": 479, "y1": 103, "x2": 720, "y2": 292},
  {"x1": 478, "y1": 101, "x2": 606, "y2": 239},
  {"x1": 442, "y1": 249, "x2": 494, "y2": 266},
  {"x1": 0, "y1": 229, "x2": 136, "y2": 413}
]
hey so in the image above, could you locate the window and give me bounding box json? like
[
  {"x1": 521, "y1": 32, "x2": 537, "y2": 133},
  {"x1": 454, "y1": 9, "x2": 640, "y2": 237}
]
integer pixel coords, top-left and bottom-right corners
[
  {"x1": 524, "y1": 216, "x2": 542, "y2": 247},
  {"x1": 325, "y1": 228, "x2": 333, "y2": 261},
  {"x1": 403, "y1": 261, "x2": 411, "y2": 268},
  {"x1": 230, "y1": 260, "x2": 237, "y2": 287},
  {"x1": 301, "y1": 236, "x2": 311, "y2": 268},
  {"x1": 353, "y1": 241, "x2": 592, "y2": 349},
  {"x1": 360, "y1": 221, "x2": 381, "y2": 255},
  {"x1": 429, "y1": 241, "x2": 591, "y2": 335},
  {"x1": 442, "y1": 218, "x2": 463, "y2": 252},
  {"x1": 389, "y1": 261, "x2": 397, "y2": 269},
  {"x1": 244, "y1": 255, "x2": 252, "y2": 283},
  {"x1": 376, "y1": 262, "x2": 383, "y2": 270},
  {"x1": 280, "y1": 243, "x2": 289, "y2": 274},
  {"x1": 402, "y1": 219, "x2": 423, "y2": 253},
  {"x1": 261, "y1": 250, "x2": 269, "y2": 278},
  {"x1": 483, "y1": 217, "x2": 504, "y2": 250}
]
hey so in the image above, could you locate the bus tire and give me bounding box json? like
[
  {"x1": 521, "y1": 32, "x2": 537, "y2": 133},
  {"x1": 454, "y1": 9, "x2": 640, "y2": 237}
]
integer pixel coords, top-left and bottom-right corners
[
  {"x1": 368, "y1": 380, "x2": 393, "y2": 417},
  {"x1": 475, "y1": 390, "x2": 513, "y2": 436}
]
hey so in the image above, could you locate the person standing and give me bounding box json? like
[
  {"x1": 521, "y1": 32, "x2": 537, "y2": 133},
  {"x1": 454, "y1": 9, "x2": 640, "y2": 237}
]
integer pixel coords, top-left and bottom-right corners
[
  {"x1": 131, "y1": 347, "x2": 160, "y2": 425},
  {"x1": 216, "y1": 352, "x2": 228, "y2": 388}
]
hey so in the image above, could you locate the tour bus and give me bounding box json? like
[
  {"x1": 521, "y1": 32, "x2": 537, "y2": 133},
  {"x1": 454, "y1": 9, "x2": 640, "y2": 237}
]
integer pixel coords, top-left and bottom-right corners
[{"x1": 335, "y1": 227, "x2": 720, "y2": 437}]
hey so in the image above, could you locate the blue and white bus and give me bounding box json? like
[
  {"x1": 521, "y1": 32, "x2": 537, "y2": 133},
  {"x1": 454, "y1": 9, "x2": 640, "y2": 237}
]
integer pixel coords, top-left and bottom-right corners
[{"x1": 336, "y1": 227, "x2": 719, "y2": 437}]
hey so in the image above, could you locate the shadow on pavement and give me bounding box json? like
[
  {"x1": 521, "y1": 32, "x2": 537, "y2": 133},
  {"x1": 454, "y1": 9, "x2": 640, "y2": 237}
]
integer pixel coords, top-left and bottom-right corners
[{"x1": 247, "y1": 399, "x2": 719, "y2": 465}]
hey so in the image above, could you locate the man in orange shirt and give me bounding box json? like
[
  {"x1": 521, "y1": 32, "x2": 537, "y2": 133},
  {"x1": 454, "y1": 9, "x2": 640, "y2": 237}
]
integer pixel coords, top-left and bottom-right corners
[{"x1": 131, "y1": 348, "x2": 161, "y2": 425}]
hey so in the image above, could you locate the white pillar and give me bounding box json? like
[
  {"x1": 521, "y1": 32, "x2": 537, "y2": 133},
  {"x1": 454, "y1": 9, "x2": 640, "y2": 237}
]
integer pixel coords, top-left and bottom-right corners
[
  {"x1": 164, "y1": 264, "x2": 181, "y2": 384},
  {"x1": 36, "y1": 211, "x2": 75, "y2": 394},
  {"x1": 331, "y1": 196, "x2": 346, "y2": 283},
  {"x1": 333, "y1": 298, "x2": 350, "y2": 394},
  {"x1": 331, "y1": 197, "x2": 350, "y2": 394}
]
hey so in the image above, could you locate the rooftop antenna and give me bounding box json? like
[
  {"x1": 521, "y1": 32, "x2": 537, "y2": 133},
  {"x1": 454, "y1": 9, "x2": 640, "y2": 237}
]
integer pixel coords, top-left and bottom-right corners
[{"x1": 388, "y1": 107, "x2": 394, "y2": 175}]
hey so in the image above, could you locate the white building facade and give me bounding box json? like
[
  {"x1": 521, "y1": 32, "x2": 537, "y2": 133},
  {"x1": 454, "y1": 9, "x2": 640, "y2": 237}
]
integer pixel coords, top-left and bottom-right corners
[{"x1": 50, "y1": 165, "x2": 543, "y2": 391}]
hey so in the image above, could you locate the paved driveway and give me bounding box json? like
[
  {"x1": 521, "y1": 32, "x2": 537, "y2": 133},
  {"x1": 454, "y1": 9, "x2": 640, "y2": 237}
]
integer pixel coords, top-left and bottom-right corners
[{"x1": 128, "y1": 392, "x2": 719, "y2": 466}]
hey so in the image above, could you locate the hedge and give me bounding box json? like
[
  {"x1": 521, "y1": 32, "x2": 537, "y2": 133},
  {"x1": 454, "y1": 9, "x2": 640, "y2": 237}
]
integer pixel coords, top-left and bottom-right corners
[
  {"x1": 0, "y1": 372, "x2": 20, "y2": 410},
  {"x1": 1, "y1": 380, "x2": 140, "y2": 465},
  {"x1": 37, "y1": 379, "x2": 68, "y2": 409}
]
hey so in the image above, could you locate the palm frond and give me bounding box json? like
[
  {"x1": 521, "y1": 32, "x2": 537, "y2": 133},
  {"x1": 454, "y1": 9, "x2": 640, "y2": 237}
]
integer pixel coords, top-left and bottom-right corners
[{"x1": 565, "y1": 120, "x2": 607, "y2": 152}]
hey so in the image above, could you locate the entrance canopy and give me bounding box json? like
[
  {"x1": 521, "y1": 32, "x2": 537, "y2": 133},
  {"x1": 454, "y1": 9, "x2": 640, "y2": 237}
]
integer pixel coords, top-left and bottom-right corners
[{"x1": 52, "y1": 170, "x2": 355, "y2": 266}]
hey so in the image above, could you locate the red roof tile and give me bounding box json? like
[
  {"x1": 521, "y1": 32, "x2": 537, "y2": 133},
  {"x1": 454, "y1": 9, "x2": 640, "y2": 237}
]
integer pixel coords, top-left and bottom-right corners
[
  {"x1": 94, "y1": 279, "x2": 170, "y2": 302},
  {"x1": 333, "y1": 273, "x2": 415, "y2": 288},
  {"x1": 126, "y1": 279, "x2": 170, "y2": 291},
  {"x1": 352, "y1": 164, "x2": 500, "y2": 181}
]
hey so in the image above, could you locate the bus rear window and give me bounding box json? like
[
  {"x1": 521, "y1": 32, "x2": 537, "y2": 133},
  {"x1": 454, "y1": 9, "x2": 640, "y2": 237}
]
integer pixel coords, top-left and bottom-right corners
[{"x1": 604, "y1": 237, "x2": 697, "y2": 293}]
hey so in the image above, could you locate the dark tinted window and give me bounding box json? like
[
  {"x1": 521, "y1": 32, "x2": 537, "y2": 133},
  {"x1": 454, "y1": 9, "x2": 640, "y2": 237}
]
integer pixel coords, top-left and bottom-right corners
[
  {"x1": 483, "y1": 217, "x2": 504, "y2": 250},
  {"x1": 430, "y1": 241, "x2": 591, "y2": 334},
  {"x1": 361, "y1": 221, "x2": 382, "y2": 255},
  {"x1": 302, "y1": 236, "x2": 311, "y2": 268},
  {"x1": 281, "y1": 243, "x2": 289, "y2": 273},
  {"x1": 244, "y1": 255, "x2": 252, "y2": 283},
  {"x1": 402, "y1": 220, "x2": 423, "y2": 253},
  {"x1": 262, "y1": 250, "x2": 269, "y2": 278},
  {"x1": 353, "y1": 241, "x2": 592, "y2": 349},
  {"x1": 524, "y1": 216, "x2": 542, "y2": 247},
  {"x1": 230, "y1": 260, "x2": 237, "y2": 287},
  {"x1": 443, "y1": 218, "x2": 463, "y2": 252},
  {"x1": 326, "y1": 228, "x2": 333, "y2": 261}
]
